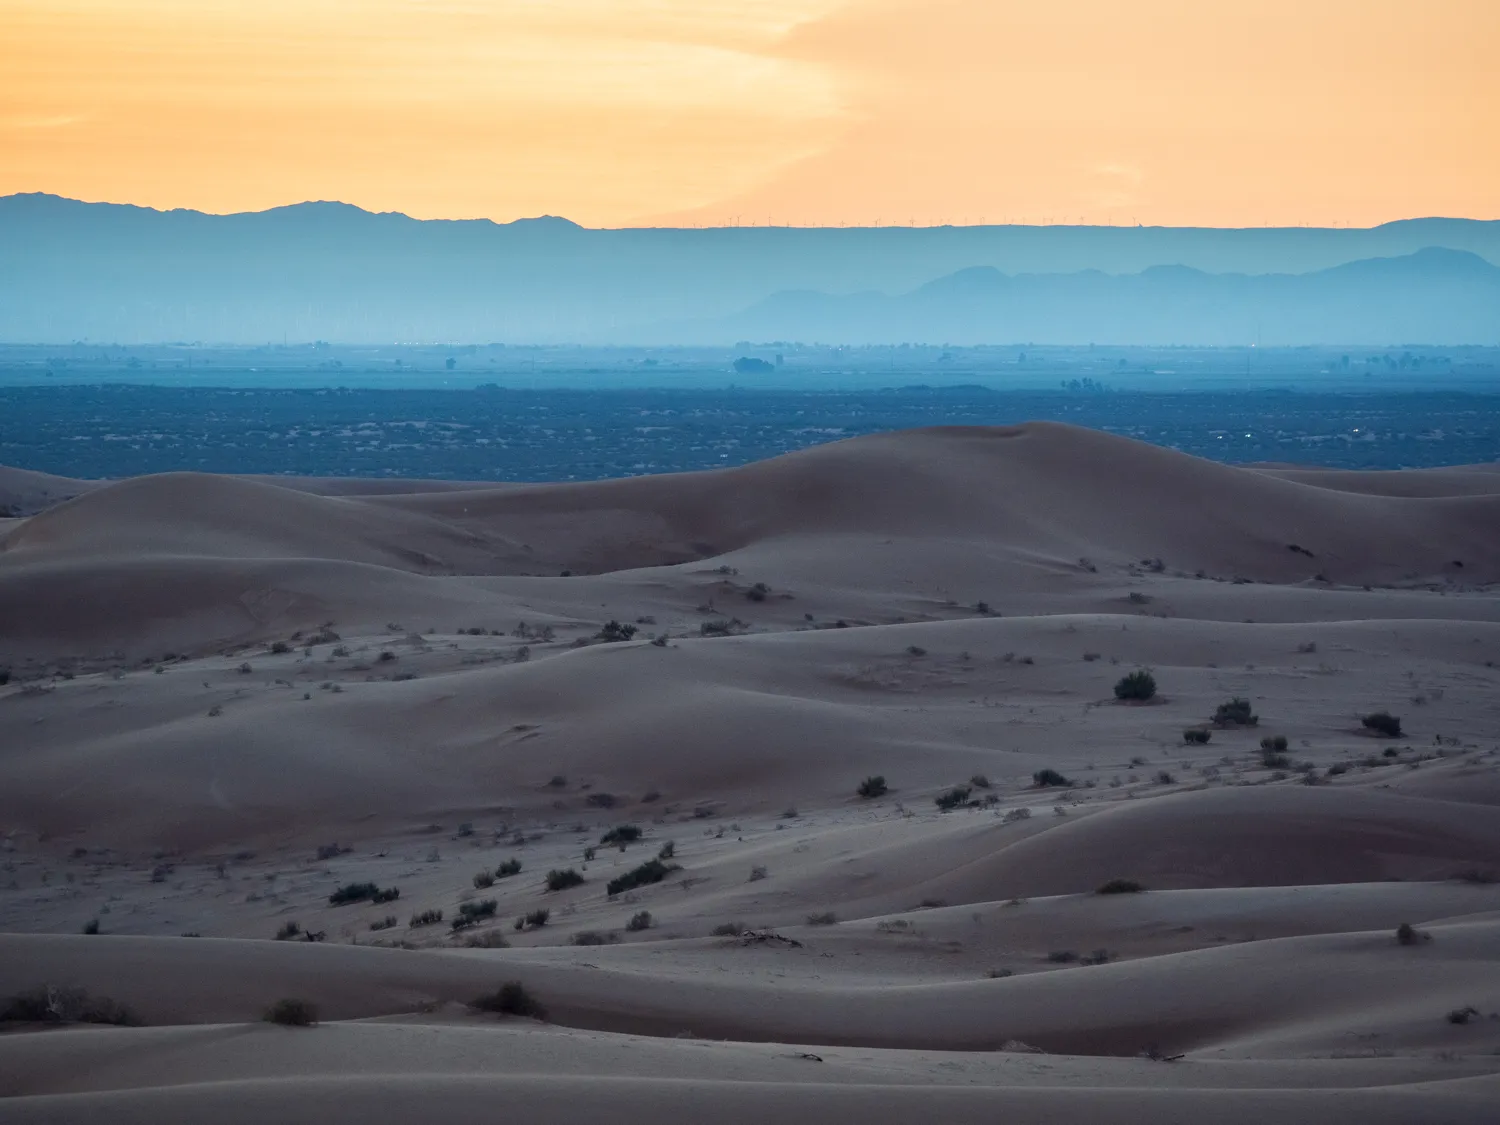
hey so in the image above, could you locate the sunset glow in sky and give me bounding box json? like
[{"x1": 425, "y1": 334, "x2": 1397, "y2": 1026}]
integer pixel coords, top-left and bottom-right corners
[{"x1": 3, "y1": 0, "x2": 1496, "y2": 227}]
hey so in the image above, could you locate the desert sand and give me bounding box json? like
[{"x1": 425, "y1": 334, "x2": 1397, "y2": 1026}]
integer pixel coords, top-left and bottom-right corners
[{"x1": 1, "y1": 422, "x2": 1498, "y2": 1123}]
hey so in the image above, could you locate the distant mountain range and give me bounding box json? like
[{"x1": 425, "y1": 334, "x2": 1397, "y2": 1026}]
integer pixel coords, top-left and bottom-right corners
[{"x1": 3, "y1": 193, "x2": 1498, "y2": 345}]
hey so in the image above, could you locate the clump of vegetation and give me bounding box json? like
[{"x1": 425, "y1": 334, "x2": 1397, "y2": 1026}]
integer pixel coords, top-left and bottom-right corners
[
  {"x1": 600, "y1": 825, "x2": 642, "y2": 847},
  {"x1": 1046, "y1": 950, "x2": 1080, "y2": 963},
  {"x1": 547, "y1": 775, "x2": 568, "y2": 788},
  {"x1": 1447, "y1": 1006, "x2": 1481, "y2": 1025},
  {"x1": 1259, "y1": 735, "x2": 1290, "y2": 768},
  {"x1": 657, "y1": 840, "x2": 676, "y2": 861},
  {"x1": 607, "y1": 858, "x2": 679, "y2": 896},
  {"x1": 970, "y1": 773, "x2": 992, "y2": 789},
  {"x1": 496, "y1": 859, "x2": 522, "y2": 878},
  {"x1": 626, "y1": 910, "x2": 653, "y2": 932},
  {"x1": 275, "y1": 920, "x2": 302, "y2": 941},
  {"x1": 1033, "y1": 768, "x2": 1072, "y2": 789},
  {"x1": 711, "y1": 921, "x2": 745, "y2": 937},
  {"x1": 571, "y1": 930, "x2": 619, "y2": 946},
  {"x1": 1362, "y1": 711, "x2": 1403, "y2": 738},
  {"x1": 469, "y1": 981, "x2": 546, "y2": 1020},
  {"x1": 1113, "y1": 669, "x2": 1157, "y2": 702},
  {"x1": 2, "y1": 986, "x2": 139, "y2": 1027},
  {"x1": 806, "y1": 911, "x2": 838, "y2": 926},
  {"x1": 1096, "y1": 879, "x2": 1145, "y2": 895},
  {"x1": 545, "y1": 868, "x2": 585, "y2": 892},
  {"x1": 264, "y1": 998, "x2": 318, "y2": 1027},
  {"x1": 1395, "y1": 922, "x2": 1431, "y2": 946},
  {"x1": 585, "y1": 792, "x2": 618, "y2": 809},
  {"x1": 451, "y1": 900, "x2": 498, "y2": 931},
  {"x1": 409, "y1": 909, "x2": 443, "y2": 928},
  {"x1": 1213, "y1": 697, "x2": 1258, "y2": 727},
  {"x1": 82, "y1": 918, "x2": 100, "y2": 935},
  {"x1": 328, "y1": 882, "x2": 399, "y2": 907},
  {"x1": 463, "y1": 931, "x2": 511, "y2": 948},
  {"x1": 516, "y1": 908, "x2": 550, "y2": 930},
  {"x1": 857, "y1": 775, "x2": 889, "y2": 799},
  {"x1": 906, "y1": 645, "x2": 927, "y2": 657},
  {"x1": 935, "y1": 785, "x2": 973, "y2": 811},
  {"x1": 1183, "y1": 728, "x2": 1211, "y2": 745},
  {"x1": 473, "y1": 871, "x2": 495, "y2": 889},
  {"x1": 748, "y1": 865, "x2": 768, "y2": 882},
  {"x1": 596, "y1": 620, "x2": 637, "y2": 643},
  {"x1": 369, "y1": 916, "x2": 397, "y2": 931}
]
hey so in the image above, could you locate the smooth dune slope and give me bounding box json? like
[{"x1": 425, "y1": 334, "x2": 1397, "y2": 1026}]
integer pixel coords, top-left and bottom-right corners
[{"x1": 2, "y1": 423, "x2": 1498, "y2": 1124}]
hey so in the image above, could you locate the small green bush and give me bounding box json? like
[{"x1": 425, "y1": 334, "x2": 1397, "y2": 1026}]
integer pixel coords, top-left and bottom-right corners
[
  {"x1": 1113, "y1": 669, "x2": 1157, "y2": 702},
  {"x1": 469, "y1": 981, "x2": 546, "y2": 1020},
  {"x1": 1362, "y1": 711, "x2": 1403, "y2": 738},
  {"x1": 546, "y1": 868, "x2": 585, "y2": 892},
  {"x1": 1096, "y1": 879, "x2": 1145, "y2": 895},
  {"x1": 599, "y1": 825, "x2": 642, "y2": 847},
  {"x1": 934, "y1": 785, "x2": 973, "y2": 811},
  {"x1": 1213, "y1": 697, "x2": 1258, "y2": 726},
  {"x1": 607, "y1": 858, "x2": 679, "y2": 896},
  {"x1": 264, "y1": 998, "x2": 318, "y2": 1027},
  {"x1": 857, "y1": 775, "x2": 889, "y2": 799}
]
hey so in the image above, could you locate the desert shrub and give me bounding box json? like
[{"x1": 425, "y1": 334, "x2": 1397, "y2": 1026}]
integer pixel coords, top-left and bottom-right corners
[
  {"x1": 369, "y1": 916, "x2": 398, "y2": 931},
  {"x1": 518, "y1": 908, "x2": 550, "y2": 929},
  {"x1": 1080, "y1": 949, "x2": 1115, "y2": 965},
  {"x1": 585, "y1": 792, "x2": 618, "y2": 809},
  {"x1": 596, "y1": 620, "x2": 638, "y2": 643},
  {"x1": 1259, "y1": 735, "x2": 1291, "y2": 768},
  {"x1": 1113, "y1": 669, "x2": 1157, "y2": 702},
  {"x1": 1213, "y1": 697, "x2": 1258, "y2": 726},
  {"x1": 1260, "y1": 735, "x2": 1289, "y2": 752},
  {"x1": 496, "y1": 859, "x2": 522, "y2": 878},
  {"x1": 1155, "y1": 770, "x2": 1176, "y2": 785},
  {"x1": 464, "y1": 931, "x2": 511, "y2": 948},
  {"x1": 1002, "y1": 807, "x2": 1032, "y2": 823},
  {"x1": 1447, "y1": 1006, "x2": 1480, "y2": 1025},
  {"x1": 1183, "y1": 728, "x2": 1211, "y2": 745},
  {"x1": 328, "y1": 882, "x2": 379, "y2": 906},
  {"x1": 1096, "y1": 879, "x2": 1145, "y2": 895},
  {"x1": 1046, "y1": 950, "x2": 1080, "y2": 963},
  {"x1": 470, "y1": 981, "x2": 546, "y2": 1020},
  {"x1": 711, "y1": 921, "x2": 745, "y2": 937},
  {"x1": 607, "y1": 858, "x2": 678, "y2": 896},
  {"x1": 1, "y1": 986, "x2": 139, "y2": 1026},
  {"x1": 857, "y1": 775, "x2": 889, "y2": 799},
  {"x1": 264, "y1": 998, "x2": 318, "y2": 1027},
  {"x1": 748, "y1": 865, "x2": 768, "y2": 882},
  {"x1": 546, "y1": 868, "x2": 585, "y2": 892},
  {"x1": 626, "y1": 910, "x2": 653, "y2": 932},
  {"x1": 275, "y1": 920, "x2": 302, "y2": 940},
  {"x1": 547, "y1": 775, "x2": 567, "y2": 788},
  {"x1": 935, "y1": 785, "x2": 973, "y2": 811},
  {"x1": 1362, "y1": 711, "x2": 1403, "y2": 738},
  {"x1": 372, "y1": 887, "x2": 399, "y2": 904},
  {"x1": 806, "y1": 912, "x2": 838, "y2": 926},
  {"x1": 473, "y1": 871, "x2": 495, "y2": 889},
  {"x1": 905, "y1": 644, "x2": 927, "y2": 657},
  {"x1": 657, "y1": 840, "x2": 676, "y2": 861},
  {"x1": 451, "y1": 900, "x2": 498, "y2": 931},
  {"x1": 600, "y1": 825, "x2": 642, "y2": 847},
  {"x1": 571, "y1": 930, "x2": 619, "y2": 946},
  {"x1": 82, "y1": 918, "x2": 100, "y2": 935},
  {"x1": 1032, "y1": 768, "x2": 1072, "y2": 789},
  {"x1": 409, "y1": 909, "x2": 443, "y2": 928},
  {"x1": 970, "y1": 773, "x2": 992, "y2": 789},
  {"x1": 1395, "y1": 922, "x2": 1431, "y2": 946},
  {"x1": 583, "y1": 846, "x2": 597, "y2": 861}
]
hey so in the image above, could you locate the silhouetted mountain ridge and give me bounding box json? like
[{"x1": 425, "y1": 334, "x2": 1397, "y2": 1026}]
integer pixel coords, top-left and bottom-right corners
[{"x1": 2, "y1": 194, "x2": 1497, "y2": 344}]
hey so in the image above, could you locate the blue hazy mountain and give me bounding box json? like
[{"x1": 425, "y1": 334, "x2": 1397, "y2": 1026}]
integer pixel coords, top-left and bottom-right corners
[
  {"x1": 719, "y1": 248, "x2": 1500, "y2": 346},
  {"x1": 3, "y1": 193, "x2": 1498, "y2": 344}
]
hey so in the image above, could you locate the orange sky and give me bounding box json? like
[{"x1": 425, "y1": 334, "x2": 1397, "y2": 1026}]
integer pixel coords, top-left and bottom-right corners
[{"x1": 2, "y1": 0, "x2": 1496, "y2": 227}]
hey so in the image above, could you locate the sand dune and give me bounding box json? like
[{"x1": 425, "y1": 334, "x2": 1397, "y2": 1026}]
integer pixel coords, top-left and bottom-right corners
[{"x1": 2, "y1": 424, "x2": 1497, "y2": 1123}]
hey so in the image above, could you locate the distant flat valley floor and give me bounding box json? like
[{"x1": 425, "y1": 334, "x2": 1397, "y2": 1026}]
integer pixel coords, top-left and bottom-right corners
[{"x1": 2, "y1": 382, "x2": 1497, "y2": 486}]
